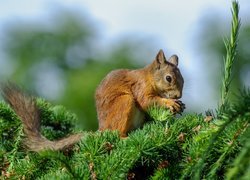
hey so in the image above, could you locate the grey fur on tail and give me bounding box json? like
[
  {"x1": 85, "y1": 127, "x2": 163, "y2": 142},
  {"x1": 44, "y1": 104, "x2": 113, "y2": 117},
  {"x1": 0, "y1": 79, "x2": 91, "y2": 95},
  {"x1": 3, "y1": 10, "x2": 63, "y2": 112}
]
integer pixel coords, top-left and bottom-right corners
[{"x1": 1, "y1": 83, "x2": 82, "y2": 152}]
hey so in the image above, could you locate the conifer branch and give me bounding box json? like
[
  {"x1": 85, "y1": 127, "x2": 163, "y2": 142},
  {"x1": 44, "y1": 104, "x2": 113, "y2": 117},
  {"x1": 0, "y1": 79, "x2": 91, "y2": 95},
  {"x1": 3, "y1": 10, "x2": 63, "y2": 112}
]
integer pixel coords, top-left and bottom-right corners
[
  {"x1": 221, "y1": 0, "x2": 241, "y2": 106},
  {"x1": 195, "y1": 1, "x2": 241, "y2": 178},
  {"x1": 6, "y1": 125, "x2": 24, "y2": 172},
  {"x1": 227, "y1": 140, "x2": 250, "y2": 179},
  {"x1": 39, "y1": 151, "x2": 78, "y2": 179}
]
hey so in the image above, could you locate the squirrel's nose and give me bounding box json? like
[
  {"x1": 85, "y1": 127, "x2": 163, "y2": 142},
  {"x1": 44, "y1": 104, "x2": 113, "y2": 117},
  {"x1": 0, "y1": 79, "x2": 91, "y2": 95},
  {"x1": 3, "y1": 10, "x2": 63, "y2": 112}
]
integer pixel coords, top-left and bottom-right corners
[{"x1": 173, "y1": 91, "x2": 182, "y2": 99}]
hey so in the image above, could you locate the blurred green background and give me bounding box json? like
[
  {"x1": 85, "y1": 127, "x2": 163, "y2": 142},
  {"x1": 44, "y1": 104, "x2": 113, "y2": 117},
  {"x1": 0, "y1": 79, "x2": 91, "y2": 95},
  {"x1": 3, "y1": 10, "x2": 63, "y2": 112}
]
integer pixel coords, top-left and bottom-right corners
[{"x1": 0, "y1": 1, "x2": 249, "y2": 130}]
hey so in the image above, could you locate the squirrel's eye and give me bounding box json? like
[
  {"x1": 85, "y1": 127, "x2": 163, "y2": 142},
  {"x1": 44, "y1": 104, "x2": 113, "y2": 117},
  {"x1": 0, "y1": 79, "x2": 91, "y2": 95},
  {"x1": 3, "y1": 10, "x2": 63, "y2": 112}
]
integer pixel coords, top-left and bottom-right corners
[{"x1": 165, "y1": 75, "x2": 172, "y2": 83}]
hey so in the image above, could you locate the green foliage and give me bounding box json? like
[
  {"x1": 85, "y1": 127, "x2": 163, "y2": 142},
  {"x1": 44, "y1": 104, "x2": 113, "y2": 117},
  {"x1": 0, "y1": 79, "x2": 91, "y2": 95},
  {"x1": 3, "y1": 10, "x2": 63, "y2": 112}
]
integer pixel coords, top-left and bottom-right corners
[
  {"x1": 147, "y1": 104, "x2": 173, "y2": 122},
  {"x1": 0, "y1": 99, "x2": 78, "y2": 177},
  {"x1": 36, "y1": 98, "x2": 78, "y2": 139},
  {"x1": 1, "y1": 88, "x2": 250, "y2": 179},
  {"x1": 221, "y1": 0, "x2": 241, "y2": 106}
]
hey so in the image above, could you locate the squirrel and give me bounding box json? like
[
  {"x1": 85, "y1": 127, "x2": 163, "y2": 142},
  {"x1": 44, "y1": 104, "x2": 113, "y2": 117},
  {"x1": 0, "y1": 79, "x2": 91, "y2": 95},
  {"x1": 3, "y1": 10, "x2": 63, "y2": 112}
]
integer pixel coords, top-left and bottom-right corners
[
  {"x1": 1, "y1": 49, "x2": 185, "y2": 152},
  {"x1": 96, "y1": 49, "x2": 185, "y2": 137}
]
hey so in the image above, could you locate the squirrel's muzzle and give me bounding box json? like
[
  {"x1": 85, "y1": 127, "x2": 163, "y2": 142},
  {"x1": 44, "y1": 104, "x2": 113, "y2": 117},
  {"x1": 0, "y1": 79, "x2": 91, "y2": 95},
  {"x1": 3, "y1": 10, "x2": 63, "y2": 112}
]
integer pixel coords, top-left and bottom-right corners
[{"x1": 163, "y1": 91, "x2": 182, "y2": 99}]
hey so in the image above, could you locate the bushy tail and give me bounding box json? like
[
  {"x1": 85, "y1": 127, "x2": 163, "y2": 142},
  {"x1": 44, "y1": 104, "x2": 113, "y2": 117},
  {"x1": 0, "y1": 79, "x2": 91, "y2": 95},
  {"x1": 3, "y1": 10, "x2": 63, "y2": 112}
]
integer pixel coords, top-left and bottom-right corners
[{"x1": 1, "y1": 83, "x2": 82, "y2": 152}]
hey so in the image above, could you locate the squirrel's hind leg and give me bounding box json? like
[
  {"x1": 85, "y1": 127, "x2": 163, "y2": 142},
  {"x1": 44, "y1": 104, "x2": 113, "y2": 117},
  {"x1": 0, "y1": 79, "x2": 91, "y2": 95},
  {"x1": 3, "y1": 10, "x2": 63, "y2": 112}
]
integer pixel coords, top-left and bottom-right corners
[{"x1": 102, "y1": 95, "x2": 137, "y2": 137}]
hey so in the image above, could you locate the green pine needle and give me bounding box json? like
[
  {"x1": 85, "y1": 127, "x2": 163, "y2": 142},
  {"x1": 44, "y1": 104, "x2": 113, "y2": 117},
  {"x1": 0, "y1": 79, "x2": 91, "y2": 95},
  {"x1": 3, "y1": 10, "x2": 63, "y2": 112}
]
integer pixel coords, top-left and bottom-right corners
[{"x1": 147, "y1": 104, "x2": 173, "y2": 122}]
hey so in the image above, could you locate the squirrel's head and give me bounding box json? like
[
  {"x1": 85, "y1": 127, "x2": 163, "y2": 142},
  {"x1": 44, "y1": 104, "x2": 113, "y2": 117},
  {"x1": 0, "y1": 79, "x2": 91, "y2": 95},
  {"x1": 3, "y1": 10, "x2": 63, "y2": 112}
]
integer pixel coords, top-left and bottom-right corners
[{"x1": 150, "y1": 49, "x2": 184, "y2": 99}]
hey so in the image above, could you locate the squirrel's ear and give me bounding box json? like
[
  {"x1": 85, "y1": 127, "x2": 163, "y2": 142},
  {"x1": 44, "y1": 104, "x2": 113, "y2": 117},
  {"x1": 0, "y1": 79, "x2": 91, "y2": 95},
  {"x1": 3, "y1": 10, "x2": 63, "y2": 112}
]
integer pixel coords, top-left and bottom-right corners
[
  {"x1": 155, "y1": 49, "x2": 167, "y2": 66},
  {"x1": 168, "y1": 55, "x2": 178, "y2": 66}
]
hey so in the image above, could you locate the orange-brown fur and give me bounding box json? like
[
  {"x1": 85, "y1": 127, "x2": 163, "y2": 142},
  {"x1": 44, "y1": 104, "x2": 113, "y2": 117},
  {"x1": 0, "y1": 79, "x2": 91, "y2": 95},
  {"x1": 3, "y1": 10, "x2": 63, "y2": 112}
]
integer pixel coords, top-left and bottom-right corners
[{"x1": 96, "y1": 50, "x2": 184, "y2": 137}]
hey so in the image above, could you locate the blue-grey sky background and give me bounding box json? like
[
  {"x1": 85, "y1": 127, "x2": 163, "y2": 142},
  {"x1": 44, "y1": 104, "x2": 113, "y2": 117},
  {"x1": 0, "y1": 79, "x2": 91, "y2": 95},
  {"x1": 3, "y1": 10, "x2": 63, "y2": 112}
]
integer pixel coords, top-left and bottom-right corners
[{"x1": 0, "y1": 0, "x2": 249, "y2": 112}]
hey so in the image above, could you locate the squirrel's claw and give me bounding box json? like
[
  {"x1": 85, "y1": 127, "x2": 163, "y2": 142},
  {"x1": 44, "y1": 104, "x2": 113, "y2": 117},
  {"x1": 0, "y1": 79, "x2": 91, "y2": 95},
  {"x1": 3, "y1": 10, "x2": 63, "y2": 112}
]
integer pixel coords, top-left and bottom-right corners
[
  {"x1": 177, "y1": 100, "x2": 185, "y2": 111},
  {"x1": 178, "y1": 101, "x2": 185, "y2": 115},
  {"x1": 165, "y1": 99, "x2": 185, "y2": 115}
]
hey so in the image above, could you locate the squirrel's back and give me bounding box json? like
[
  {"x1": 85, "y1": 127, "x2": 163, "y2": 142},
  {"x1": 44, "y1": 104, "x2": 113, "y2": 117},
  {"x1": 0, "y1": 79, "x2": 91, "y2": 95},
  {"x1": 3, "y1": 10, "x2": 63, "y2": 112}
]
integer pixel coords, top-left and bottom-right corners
[{"x1": 96, "y1": 69, "x2": 133, "y2": 97}]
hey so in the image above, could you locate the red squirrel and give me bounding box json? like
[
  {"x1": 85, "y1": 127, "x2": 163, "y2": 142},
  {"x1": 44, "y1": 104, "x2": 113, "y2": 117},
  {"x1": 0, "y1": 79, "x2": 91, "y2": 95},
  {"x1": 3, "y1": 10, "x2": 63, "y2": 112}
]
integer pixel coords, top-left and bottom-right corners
[{"x1": 1, "y1": 49, "x2": 185, "y2": 152}]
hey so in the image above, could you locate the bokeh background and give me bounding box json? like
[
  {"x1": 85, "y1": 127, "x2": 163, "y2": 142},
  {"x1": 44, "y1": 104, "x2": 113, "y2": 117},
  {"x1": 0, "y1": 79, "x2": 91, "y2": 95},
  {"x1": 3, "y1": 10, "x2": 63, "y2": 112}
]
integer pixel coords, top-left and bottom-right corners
[{"x1": 0, "y1": 0, "x2": 249, "y2": 130}]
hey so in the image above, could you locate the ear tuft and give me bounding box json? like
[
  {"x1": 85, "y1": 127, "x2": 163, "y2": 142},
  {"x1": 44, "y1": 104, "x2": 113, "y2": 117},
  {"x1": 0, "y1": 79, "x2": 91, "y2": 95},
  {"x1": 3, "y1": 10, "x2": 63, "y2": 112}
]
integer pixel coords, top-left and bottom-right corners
[
  {"x1": 168, "y1": 55, "x2": 179, "y2": 66},
  {"x1": 155, "y1": 49, "x2": 167, "y2": 65}
]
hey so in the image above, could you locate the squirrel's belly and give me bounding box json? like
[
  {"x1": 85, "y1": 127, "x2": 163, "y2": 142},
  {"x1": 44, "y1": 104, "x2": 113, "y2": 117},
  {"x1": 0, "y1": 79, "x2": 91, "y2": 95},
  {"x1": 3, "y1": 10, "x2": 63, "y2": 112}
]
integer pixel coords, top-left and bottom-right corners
[{"x1": 131, "y1": 108, "x2": 145, "y2": 130}]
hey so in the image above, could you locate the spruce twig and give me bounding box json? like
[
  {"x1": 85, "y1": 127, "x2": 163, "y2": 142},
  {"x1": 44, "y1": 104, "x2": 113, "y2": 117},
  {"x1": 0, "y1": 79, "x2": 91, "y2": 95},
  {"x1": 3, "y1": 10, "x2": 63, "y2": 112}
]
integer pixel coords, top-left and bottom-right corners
[
  {"x1": 208, "y1": 122, "x2": 249, "y2": 178},
  {"x1": 39, "y1": 151, "x2": 78, "y2": 179},
  {"x1": 195, "y1": 1, "x2": 241, "y2": 179},
  {"x1": 221, "y1": 0, "x2": 241, "y2": 107},
  {"x1": 226, "y1": 134, "x2": 250, "y2": 179},
  {"x1": 147, "y1": 104, "x2": 172, "y2": 122},
  {"x1": 6, "y1": 125, "x2": 23, "y2": 172}
]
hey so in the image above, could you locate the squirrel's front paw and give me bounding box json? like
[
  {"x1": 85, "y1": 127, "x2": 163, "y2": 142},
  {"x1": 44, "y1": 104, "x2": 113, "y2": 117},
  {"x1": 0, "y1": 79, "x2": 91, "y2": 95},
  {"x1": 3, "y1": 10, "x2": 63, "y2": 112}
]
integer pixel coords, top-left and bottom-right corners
[{"x1": 164, "y1": 99, "x2": 185, "y2": 114}]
